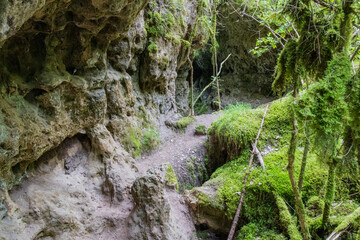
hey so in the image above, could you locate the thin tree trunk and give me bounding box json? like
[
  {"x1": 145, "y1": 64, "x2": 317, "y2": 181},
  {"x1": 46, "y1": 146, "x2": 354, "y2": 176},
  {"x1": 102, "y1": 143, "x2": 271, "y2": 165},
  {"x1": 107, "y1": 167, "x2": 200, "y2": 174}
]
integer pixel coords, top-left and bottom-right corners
[
  {"x1": 187, "y1": 56, "x2": 194, "y2": 116},
  {"x1": 298, "y1": 130, "x2": 310, "y2": 193},
  {"x1": 210, "y1": 2, "x2": 221, "y2": 110},
  {"x1": 214, "y1": 44, "x2": 221, "y2": 110},
  {"x1": 322, "y1": 158, "x2": 338, "y2": 229},
  {"x1": 357, "y1": 145, "x2": 360, "y2": 169},
  {"x1": 287, "y1": 93, "x2": 311, "y2": 239},
  {"x1": 227, "y1": 105, "x2": 269, "y2": 240}
]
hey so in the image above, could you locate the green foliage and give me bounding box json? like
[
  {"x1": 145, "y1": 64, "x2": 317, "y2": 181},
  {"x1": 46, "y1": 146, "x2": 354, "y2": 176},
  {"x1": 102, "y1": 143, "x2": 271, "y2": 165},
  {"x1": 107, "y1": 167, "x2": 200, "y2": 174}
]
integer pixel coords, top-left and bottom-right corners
[
  {"x1": 123, "y1": 127, "x2": 142, "y2": 158},
  {"x1": 198, "y1": 231, "x2": 208, "y2": 239},
  {"x1": 142, "y1": 127, "x2": 160, "y2": 152},
  {"x1": 211, "y1": 144, "x2": 327, "y2": 221},
  {"x1": 348, "y1": 71, "x2": 360, "y2": 141},
  {"x1": 204, "y1": 96, "x2": 358, "y2": 236},
  {"x1": 176, "y1": 116, "x2": 195, "y2": 130},
  {"x1": 272, "y1": 39, "x2": 300, "y2": 95},
  {"x1": 306, "y1": 196, "x2": 324, "y2": 218},
  {"x1": 123, "y1": 125, "x2": 160, "y2": 158},
  {"x1": 195, "y1": 125, "x2": 207, "y2": 135},
  {"x1": 189, "y1": 89, "x2": 209, "y2": 115},
  {"x1": 145, "y1": 0, "x2": 194, "y2": 53},
  {"x1": 147, "y1": 41, "x2": 158, "y2": 53},
  {"x1": 208, "y1": 99, "x2": 291, "y2": 160},
  {"x1": 296, "y1": 52, "x2": 352, "y2": 158},
  {"x1": 275, "y1": 194, "x2": 302, "y2": 240},
  {"x1": 236, "y1": 222, "x2": 286, "y2": 240},
  {"x1": 250, "y1": 32, "x2": 281, "y2": 57},
  {"x1": 333, "y1": 206, "x2": 360, "y2": 233},
  {"x1": 194, "y1": 103, "x2": 209, "y2": 115},
  {"x1": 165, "y1": 163, "x2": 179, "y2": 191}
]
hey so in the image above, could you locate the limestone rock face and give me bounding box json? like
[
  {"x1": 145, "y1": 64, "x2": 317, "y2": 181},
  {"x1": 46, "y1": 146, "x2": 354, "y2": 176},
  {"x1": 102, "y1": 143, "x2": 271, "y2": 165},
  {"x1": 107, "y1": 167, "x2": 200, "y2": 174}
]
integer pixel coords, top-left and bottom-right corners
[
  {"x1": 0, "y1": 0, "x2": 208, "y2": 190},
  {"x1": 0, "y1": 133, "x2": 137, "y2": 240},
  {"x1": 128, "y1": 164, "x2": 196, "y2": 240},
  {"x1": 0, "y1": 0, "x2": 210, "y2": 238}
]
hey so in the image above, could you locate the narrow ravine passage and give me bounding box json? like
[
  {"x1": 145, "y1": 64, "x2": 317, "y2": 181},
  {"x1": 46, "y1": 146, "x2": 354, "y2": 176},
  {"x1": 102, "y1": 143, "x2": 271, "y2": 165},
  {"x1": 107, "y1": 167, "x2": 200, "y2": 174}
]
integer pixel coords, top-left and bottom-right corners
[
  {"x1": 101, "y1": 112, "x2": 222, "y2": 240},
  {"x1": 137, "y1": 113, "x2": 221, "y2": 175}
]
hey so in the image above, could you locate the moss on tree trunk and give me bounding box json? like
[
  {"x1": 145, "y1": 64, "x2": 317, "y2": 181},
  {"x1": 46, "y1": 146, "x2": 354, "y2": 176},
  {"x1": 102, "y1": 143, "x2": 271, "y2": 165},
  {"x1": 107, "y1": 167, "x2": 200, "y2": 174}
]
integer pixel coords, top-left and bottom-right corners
[
  {"x1": 322, "y1": 158, "x2": 338, "y2": 229},
  {"x1": 287, "y1": 114, "x2": 311, "y2": 240}
]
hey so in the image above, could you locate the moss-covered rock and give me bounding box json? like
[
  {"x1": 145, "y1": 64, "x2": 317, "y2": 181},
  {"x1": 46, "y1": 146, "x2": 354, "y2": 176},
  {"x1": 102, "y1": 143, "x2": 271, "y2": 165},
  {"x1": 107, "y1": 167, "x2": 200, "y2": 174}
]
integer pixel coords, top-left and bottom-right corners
[
  {"x1": 164, "y1": 163, "x2": 179, "y2": 191},
  {"x1": 186, "y1": 97, "x2": 360, "y2": 237}
]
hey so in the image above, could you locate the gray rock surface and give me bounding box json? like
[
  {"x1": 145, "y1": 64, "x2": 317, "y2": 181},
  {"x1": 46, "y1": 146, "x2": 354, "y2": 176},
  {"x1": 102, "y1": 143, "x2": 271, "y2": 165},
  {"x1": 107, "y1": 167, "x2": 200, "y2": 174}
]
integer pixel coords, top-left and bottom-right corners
[
  {"x1": 0, "y1": 0, "x2": 211, "y2": 239},
  {"x1": 128, "y1": 164, "x2": 196, "y2": 240}
]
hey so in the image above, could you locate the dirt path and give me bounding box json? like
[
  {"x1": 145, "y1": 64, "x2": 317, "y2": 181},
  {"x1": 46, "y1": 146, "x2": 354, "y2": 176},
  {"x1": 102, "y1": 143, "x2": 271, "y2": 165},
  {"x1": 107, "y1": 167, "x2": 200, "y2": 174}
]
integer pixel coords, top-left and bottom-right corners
[{"x1": 137, "y1": 113, "x2": 221, "y2": 175}]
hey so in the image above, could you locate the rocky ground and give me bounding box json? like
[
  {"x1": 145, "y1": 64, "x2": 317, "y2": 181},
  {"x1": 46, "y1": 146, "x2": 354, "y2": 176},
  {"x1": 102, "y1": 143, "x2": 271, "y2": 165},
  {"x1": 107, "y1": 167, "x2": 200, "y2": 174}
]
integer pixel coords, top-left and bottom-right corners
[{"x1": 0, "y1": 112, "x2": 221, "y2": 240}]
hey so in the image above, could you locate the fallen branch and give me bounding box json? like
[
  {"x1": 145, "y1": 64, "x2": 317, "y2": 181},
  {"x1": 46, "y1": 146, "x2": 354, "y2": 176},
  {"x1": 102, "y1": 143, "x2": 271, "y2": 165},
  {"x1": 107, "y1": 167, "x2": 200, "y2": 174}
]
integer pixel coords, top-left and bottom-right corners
[
  {"x1": 227, "y1": 104, "x2": 269, "y2": 240},
  {"x1": 254, "y1": 145, "x2": 265, "y2": 170},
  {"x1": 326, "y1": 206, "x2": 360, "y2": 240}
]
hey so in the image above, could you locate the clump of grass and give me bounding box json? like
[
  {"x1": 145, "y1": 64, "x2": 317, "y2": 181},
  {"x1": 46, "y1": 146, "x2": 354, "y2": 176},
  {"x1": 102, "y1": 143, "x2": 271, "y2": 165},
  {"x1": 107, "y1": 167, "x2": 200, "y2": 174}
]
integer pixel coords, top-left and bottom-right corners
[
  {"x1": 123, "y1": 126, "x2": 160, "y2": 158},
  {"x1": 142, "y1": 127, "x2": 160, "y2": 153},
  {"x1": 195, "y1": 124, "x2": 207, "y2": 135},
  {"x1": 176, "y1": 116, "x2": 195, "y2": 130},
  {"x1": 164, "y1": 163, "x2": 179, "y2": 191}
]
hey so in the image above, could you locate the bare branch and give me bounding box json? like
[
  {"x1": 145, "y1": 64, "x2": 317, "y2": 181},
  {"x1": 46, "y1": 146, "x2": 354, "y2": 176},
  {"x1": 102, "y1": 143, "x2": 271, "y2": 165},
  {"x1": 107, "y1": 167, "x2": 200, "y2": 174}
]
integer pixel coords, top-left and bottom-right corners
[
  {"x1": 193, "y1": 54, "x2": 231, "y2": 107},
  {"x1": 228, "y1": 2, "x2": 287, "y2": 47}
]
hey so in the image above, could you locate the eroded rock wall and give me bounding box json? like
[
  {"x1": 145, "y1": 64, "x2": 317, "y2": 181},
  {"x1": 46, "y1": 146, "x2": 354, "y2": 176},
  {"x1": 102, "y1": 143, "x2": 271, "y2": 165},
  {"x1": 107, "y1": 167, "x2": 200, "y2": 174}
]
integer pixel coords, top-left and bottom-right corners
[
  {"x1": 0, "y1": 0, "x2": 207, "y2": 191},
  {"x1": 0, "y1": 0, "x2": 210, "y2": 238}
]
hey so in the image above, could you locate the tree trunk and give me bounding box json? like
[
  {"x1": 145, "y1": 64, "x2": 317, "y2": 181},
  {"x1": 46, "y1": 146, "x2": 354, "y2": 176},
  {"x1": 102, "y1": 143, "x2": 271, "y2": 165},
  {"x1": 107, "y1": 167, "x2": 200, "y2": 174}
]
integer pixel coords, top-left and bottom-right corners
[
  {"x1": 187, "y1": 56, "x2": 194, "y2": 116},
  {"x1": 287, "y1": 87, "x2": 311, "y2": 239},
  {"x1": 357, "y1": 145, "x2": 360, "y2": 169},
  {"x1": 322, "y1": 158, "x2": 338, "y2": 229},
  {"x1": 298, "y1": 131, "x2": 310, "y2": 193},
  {"x1": 287, "y1": 104, "x2": 311, "y2": 240}
]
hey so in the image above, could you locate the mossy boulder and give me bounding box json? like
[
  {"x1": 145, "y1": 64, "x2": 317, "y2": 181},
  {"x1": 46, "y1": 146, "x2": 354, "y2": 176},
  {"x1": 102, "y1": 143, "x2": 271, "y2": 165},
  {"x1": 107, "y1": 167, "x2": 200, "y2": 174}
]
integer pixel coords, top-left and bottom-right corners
[{"x1": 186, "y1": 97, "x2": 360, "y2": 237}]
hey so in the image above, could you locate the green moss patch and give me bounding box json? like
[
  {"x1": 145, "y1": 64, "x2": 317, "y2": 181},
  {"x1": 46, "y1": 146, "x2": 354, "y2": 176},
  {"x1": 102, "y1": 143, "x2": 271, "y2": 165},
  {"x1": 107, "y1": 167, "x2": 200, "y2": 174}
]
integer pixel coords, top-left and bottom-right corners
[
  {"x1": 164, "y1": 163, "x2": 179, "y2": 191},
  {"x1": 176, "y1": 116, "x2": 195, "y2": 131},
  {"x1": 195, "y1": 125, "x2": 206, "y2": 135}
]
